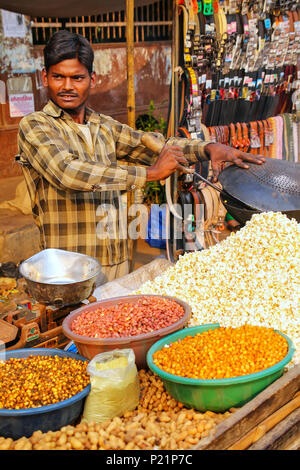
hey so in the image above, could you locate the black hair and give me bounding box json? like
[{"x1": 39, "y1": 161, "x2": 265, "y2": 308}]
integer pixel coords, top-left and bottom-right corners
[{"x1": 43, "y1": 30, "x2": 94, "y2": 75}]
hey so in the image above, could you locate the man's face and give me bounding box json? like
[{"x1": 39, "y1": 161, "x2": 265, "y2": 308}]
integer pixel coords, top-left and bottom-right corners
[{"x1": 42, "y1": 58, "x2": 96, "y2": 112}]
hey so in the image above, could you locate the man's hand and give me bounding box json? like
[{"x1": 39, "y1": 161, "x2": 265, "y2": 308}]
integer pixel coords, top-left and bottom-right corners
[
  {"x1": 205, "y1": 143, "x2": 266, "y2": 183},
  {"x1": 146, "y1": 141, "x2": 266, "y2": 183},
  {"x1": 146, "y1": 145, "x2": 191, "y2": 181}
]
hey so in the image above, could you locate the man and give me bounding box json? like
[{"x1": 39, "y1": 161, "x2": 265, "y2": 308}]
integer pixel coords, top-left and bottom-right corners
[{"x1": 17, "y1": 30, "x2": 265, "y2": 284}]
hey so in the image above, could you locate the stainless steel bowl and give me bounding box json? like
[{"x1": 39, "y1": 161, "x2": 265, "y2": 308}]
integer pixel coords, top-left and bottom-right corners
[{"x1": 19, "y1": 249, "x2": 101, "y2": 306}]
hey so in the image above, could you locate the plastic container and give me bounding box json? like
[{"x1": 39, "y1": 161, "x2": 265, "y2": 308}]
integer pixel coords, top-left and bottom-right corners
[
  {"x1": 146, "y1": 205, "x2": 166, "y2": 249},
  {"x1": 62, "y1": 295, "x2": 191, "y2": 369},
  {"x1": 0, "y1": 348, "x2": 91, "y2": 440},
  {"x1": 147, "y1": 324, "x2": 295, "y2": 412}
]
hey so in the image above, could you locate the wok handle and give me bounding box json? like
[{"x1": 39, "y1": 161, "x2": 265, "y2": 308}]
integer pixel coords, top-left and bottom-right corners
[
  {"x1": 193, "y1": 172, "x2": 223, "y2": 193},
  {"x1": 141, "y1": 134, "x2": 223, "y2": 193}
]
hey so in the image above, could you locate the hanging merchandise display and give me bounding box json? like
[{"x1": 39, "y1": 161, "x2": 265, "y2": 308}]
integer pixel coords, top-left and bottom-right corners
[
  {"x1": 175, "y1": 0, "x2": 300, "y2": 161},
  {"x1": 165, "y1": 0, "x2": 300, "y2": 262}
]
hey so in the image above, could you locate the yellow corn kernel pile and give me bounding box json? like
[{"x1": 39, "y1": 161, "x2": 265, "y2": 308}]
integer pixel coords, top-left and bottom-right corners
[
  {"x1": 153, "y1": 325, "x2": 289, "y2": 379},
  {"x1": 0, "y1": 355, "x2": 90, "y2": 409},
  {"x1": 134, "y1": 212, "x2": 300, "y2": 365}
]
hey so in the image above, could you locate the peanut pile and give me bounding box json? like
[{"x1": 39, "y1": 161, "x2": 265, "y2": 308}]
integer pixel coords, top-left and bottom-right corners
[
  {"x1": 71, "y1": 296, "x2": 185, "y2": 338},
  {"x1": 0, "y1": 370, "x2": 232, "y2": 450}
]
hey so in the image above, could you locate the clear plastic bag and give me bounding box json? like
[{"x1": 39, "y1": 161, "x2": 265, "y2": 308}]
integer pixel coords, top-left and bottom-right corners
[{"x1": 82, "y1": 349, "x2": 140, "y2": 423}]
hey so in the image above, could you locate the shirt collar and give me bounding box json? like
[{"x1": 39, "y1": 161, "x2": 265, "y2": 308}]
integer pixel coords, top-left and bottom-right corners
[{"x1": 43, "y1": 100, "x2": 100, "y2": 124}]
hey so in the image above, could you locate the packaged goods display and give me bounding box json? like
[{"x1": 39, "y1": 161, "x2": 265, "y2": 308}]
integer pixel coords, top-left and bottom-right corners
[
  {"x1": 166, "y1": 0, "x2": 300, "y2": 261},
  {"x1": 176, "y1": 0, "x2": 300, "y2": 160}
]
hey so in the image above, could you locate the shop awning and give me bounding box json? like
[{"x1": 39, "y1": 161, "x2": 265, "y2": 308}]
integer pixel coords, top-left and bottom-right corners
[{"x1": 0, "y1": 0, "x2": 155, "y2": 17}]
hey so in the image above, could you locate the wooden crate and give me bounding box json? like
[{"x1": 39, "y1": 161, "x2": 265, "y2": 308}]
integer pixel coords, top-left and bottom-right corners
[
  {"x1": 0, "y1": 318, "x2": 18, "y2": 344},
  {"x1": 193, "y1": 364, "x2": 300, "y2": 450}
]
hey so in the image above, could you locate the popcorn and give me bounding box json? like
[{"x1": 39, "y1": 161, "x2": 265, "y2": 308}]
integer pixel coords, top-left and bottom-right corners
[{"x1": 133, "y1": 212, "x2": 300, "y2": 366}]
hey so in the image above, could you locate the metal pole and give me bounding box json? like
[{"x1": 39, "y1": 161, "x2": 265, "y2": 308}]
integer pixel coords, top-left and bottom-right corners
[{"x1": 126, "y1": 0, "x2": 135, "y2": 128}]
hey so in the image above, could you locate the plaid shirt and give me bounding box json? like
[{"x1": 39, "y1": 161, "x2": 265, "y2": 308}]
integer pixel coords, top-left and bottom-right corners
[{"x1": 17, "y1": 100, "x2": 210, "y2": 266}]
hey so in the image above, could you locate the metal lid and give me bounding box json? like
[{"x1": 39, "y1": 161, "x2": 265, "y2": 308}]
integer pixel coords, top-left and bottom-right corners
[{"x1": 218, "y1": 158, "x2": 300, "y2": 213}]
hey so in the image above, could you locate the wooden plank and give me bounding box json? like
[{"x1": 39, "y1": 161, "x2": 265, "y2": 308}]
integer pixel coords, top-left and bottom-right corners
[
  {"x1": 228, "y1": 393, "x2": 300, "y2": 449},
  {"x1": 141, "y1": 11, "x2": 145, "y2": 43},
  {"x1": 126, "y1": 0, "x2": 136, "y2": 128},
  {"x1": 195, "y1": 365, "x2": 300, "y2": 450},
  {"x1": 112, "y1": 12, "x2": 116, "y2": 40},
  {"x1": 88, "y1": 16, "x2": 92, "y2": 42},
  {"x1": 61, "y1": 21, "x2": 170, "y2": 27},
  {"x1": 163, "y1": 0, "x2": 167, "y2": 38},
  {"x1": 134, "y1": 21, "x2": 172, "y2": 26},
  {"x1": 101, "y1": 14, "x2": 104, "y2": 40},
  {"x1": 155, "y1": 1, "x2": 159, "y2": 39},
  {"x1": 146, "y1": 4, "x2": 150, "y2": 38},
  {"x1": 81, "y1": 16, "x2": 86, "y2": 37},
  {"x1": 281, "y1": 432, "x2": 300, "y2": 450},
  {"x1": 248, "y1": 407, "x2": 300, "y2": 450},
  {"x1": 135, "y1": 7, "x2": 139, "y2": 43},
  {"x1": 32, "y1": 22, "x2": 62, "y2": 27},
  {"x1": 42, "y1": 17, "x2": 46, "y2": 42},
  {"x1": 95, "y1": 15, "x2": 99, "y2": 42}
]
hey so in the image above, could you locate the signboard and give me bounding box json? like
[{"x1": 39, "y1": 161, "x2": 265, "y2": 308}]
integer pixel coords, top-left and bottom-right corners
[
  {"x1": 8, "y1": 93, "x2": 35, "y2": 117},
  {"x1": 1, "y1": 9, "x2": 26, "y2": 38}
]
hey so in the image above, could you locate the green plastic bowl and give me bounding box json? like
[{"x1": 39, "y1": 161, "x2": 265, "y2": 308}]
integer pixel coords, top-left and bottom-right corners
[{"x1": 146, "y1": 324, "x2": 295, "y2": 412}]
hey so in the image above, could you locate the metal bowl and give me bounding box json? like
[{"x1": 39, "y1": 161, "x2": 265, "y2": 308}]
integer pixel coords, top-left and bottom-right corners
[{"x1": 19, "y1": 249, "x2": 101, "y2": 306}]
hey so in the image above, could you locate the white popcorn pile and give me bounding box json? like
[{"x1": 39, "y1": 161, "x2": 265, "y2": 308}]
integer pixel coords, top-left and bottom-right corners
[{"x1": 134, "y1": 212, "x2": 300, "y2": 366}]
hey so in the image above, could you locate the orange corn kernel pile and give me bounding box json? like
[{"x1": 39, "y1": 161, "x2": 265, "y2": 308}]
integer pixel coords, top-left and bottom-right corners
[{"x1": 153, "y1": 325, "x2": 289, "y2": 380}]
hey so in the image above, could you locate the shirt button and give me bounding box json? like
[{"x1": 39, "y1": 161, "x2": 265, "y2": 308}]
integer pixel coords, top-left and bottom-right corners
[{"x1": 91, "y1": 184, "x2": 102, "y2": 191}]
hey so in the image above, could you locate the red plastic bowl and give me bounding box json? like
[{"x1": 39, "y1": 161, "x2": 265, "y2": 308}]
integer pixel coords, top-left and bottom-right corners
[{"x1": 62, "y1": 295, "x2": 191, "y2": 369}]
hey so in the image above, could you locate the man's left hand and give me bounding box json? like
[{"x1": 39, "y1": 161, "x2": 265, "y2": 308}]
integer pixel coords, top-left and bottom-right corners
[{"x1": 205, "y1": 143, "x2": 266, "y2": 183}]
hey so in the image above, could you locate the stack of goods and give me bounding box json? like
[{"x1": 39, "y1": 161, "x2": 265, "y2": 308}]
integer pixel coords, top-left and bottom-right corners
[
  {"x1": 175, "y1": 0, "x2": 300, "y2": 159},
  {"x1": 133, "y1": 212, "x2": 300, "y2": 366}
]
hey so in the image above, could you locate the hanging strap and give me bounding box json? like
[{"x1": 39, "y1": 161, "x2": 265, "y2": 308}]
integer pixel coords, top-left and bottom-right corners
[{"x1": 242, "y1": 122, "x2": 250, "y2": 152}]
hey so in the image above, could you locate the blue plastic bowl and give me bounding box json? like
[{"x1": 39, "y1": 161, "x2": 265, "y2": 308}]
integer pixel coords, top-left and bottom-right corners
[{"x1": 0, "y1": 348, "x2": 91, "y2": 440}]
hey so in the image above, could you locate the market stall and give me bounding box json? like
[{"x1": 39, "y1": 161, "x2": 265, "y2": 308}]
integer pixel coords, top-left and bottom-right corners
[
  {"x1": 0, "y1": 209, "x2": 299, "y2": 450},
  {"x1": 164, "y1": 0, "x2": 300, "y2": 262}
]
